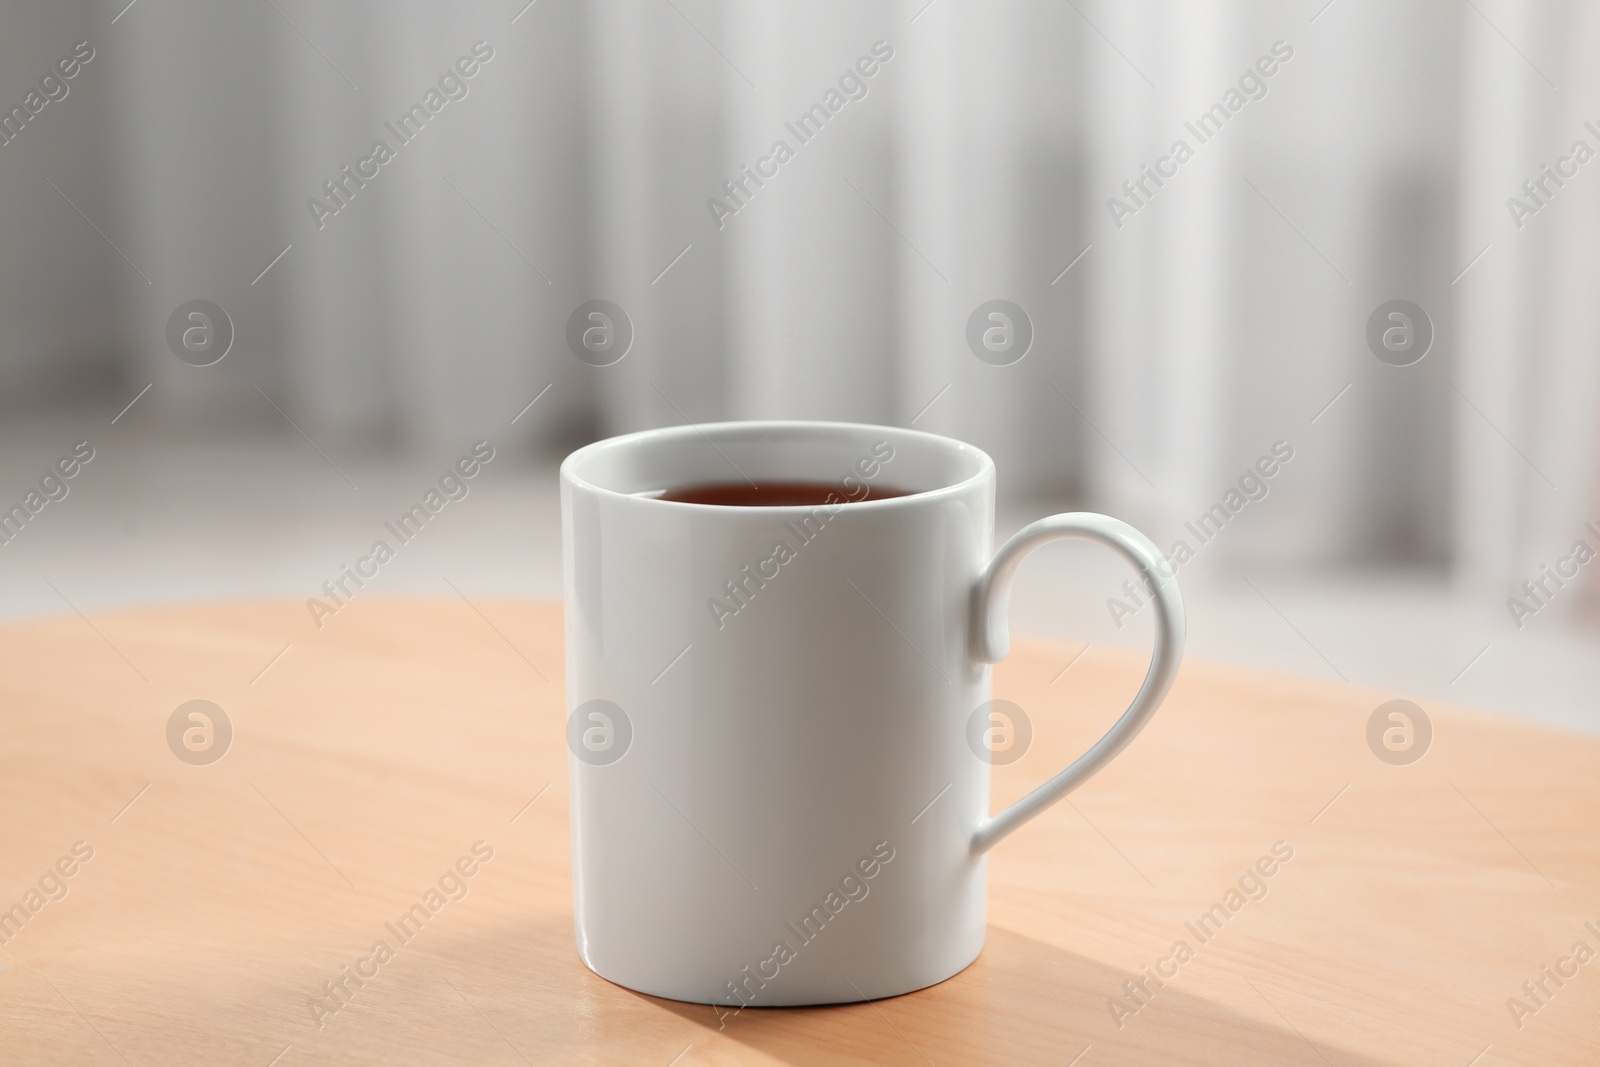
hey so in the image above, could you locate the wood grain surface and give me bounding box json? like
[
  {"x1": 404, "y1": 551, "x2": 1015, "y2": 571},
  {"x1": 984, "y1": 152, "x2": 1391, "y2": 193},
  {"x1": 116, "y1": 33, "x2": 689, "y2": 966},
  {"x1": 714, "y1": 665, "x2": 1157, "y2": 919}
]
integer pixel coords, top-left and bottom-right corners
[{"x1": 0, "y1": 599, "x2": 1596, "y2": 1065}]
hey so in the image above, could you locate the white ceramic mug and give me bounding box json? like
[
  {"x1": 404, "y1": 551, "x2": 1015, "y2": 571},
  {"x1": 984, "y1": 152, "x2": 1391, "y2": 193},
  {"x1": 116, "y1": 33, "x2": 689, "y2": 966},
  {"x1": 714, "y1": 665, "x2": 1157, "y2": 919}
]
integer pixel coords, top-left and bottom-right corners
[{"x1": 561, "y1": 421, "x2": 1184, "y2": 1007}]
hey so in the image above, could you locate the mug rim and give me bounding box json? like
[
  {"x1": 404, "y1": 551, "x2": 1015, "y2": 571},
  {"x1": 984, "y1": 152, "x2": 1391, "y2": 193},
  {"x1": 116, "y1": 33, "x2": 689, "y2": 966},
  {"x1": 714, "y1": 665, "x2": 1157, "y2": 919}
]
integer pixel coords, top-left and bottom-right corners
[{"x1": 560, "y1": 419, "x2": 996, "y2": 512}]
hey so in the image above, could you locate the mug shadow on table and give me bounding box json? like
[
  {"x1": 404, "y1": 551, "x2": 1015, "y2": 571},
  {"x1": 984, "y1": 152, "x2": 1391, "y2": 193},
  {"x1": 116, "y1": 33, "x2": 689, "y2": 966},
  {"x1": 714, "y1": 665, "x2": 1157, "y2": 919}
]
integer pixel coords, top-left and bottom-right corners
[
  {"x1": 638, "y1": 925, "x2": 1395, "y2": 1067},
  {"x1": 453, "y1": 920, "x2": 1399, "y2": 1067}
]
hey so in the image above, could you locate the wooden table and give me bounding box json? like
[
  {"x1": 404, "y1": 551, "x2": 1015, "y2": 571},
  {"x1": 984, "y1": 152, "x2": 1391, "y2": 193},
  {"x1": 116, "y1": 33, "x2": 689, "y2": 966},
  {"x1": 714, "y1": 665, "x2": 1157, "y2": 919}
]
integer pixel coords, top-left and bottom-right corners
[{"x1": 1, "y1": 600, "x2": 1596, "y2": 1065}]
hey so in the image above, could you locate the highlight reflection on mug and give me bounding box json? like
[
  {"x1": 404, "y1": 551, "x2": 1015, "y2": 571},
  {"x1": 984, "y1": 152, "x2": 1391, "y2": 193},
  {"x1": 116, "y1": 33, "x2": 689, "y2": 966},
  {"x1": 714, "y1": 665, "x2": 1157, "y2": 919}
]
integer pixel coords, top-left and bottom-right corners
[
  {"x1": 966, "y1": 699, "x2": 1033, "y2": 765},
  {"x1": 1365, "y1": 698, "x2": 1431, "y2": 765},
  {"x1": 567, "y1": 699, "x2": 633, "y2": 765}
]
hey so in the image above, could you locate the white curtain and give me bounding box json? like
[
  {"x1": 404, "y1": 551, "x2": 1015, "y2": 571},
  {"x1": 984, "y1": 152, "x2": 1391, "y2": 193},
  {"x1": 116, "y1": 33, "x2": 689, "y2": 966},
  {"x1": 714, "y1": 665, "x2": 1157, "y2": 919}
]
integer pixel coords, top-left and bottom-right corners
[
  {"x1": 18, "y1": 0, "x2": 1600, "y2": 616},
  {"x1": 1453, "y1": 0, "x2": 1600, "y2": 598}
]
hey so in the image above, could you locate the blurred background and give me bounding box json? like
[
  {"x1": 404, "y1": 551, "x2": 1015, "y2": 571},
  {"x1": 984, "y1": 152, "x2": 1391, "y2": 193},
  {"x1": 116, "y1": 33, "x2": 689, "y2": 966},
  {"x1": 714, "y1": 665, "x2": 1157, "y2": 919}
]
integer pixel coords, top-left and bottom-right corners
[{"x1": 0, "y1": 0, "x2": 1595, "y2": 730}]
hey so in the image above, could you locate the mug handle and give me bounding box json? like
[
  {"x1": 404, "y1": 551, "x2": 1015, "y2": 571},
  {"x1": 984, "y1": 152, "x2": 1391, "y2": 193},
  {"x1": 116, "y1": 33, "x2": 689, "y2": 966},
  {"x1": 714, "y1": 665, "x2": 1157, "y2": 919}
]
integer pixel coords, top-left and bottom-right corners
[{"x1": 968, "y1": 513, "x2": 1185, "y2": 855}]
